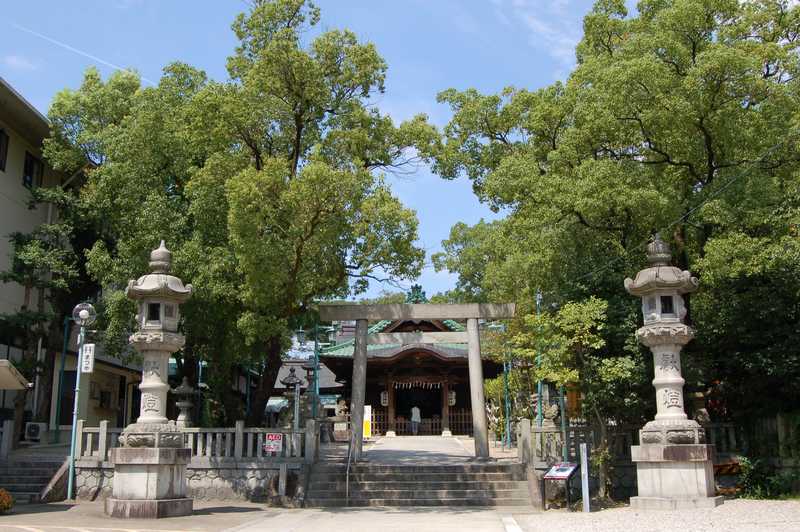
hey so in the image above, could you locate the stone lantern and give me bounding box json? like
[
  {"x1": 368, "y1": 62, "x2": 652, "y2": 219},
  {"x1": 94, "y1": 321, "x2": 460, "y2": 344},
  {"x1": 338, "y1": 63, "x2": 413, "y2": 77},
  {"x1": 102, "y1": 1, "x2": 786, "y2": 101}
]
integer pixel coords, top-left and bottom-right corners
[
  {"x1": 624, "y1": 234, "x2": 721, "y2": 509},
  {"x1": 281, "y1": 367, "x2": 302, "y2": 431},
  {"x1": 173, "y1": 377, "x2": 196, "y2": 428},
  {"x1": 105, "y1": 241, "x2": 194, "y2": 518}
]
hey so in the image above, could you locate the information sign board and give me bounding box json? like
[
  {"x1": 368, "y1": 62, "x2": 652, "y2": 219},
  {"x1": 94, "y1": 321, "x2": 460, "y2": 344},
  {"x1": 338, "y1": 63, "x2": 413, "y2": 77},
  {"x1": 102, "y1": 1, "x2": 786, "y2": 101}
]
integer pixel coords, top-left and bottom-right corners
[
  {"x1": 80, "y1": 343, "x2": 95, "y2": 374},
  {"x1": 263, "y1": 432, "x2": 283, "y2": 453},
  {"x1": 543, "y1": 462, "x2": 578, "y2": 480}
]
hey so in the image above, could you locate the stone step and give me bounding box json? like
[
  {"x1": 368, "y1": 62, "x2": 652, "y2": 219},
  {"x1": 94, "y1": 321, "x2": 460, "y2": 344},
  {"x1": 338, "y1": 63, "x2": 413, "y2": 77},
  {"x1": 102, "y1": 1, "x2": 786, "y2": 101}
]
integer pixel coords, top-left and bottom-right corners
[
  {"x1": 0, "y1": 483, "x2": 52, "y2": 492},
  {"x1": 4, "y1": 492, "x2": 41, "y2": 505},
  {"x1": 0, "y1": 475, "x2": 55, "y2": 483},
  {"x1": 0, "y1": 462, "x2": 63, "y2": 471},
  {"x1": 310, "y1": 480, "x2": 527, "y2": 491},
  {"x1": 311, "y1": 472, "x2": 523, "y2": 483},
  {"x1": 314, "y1": 464, "x2": 523, "y2": 474},
  {"x1": 306, "y1": 497, "x2": 533, "y2": 507},
  {"x1": 310, "y1": 488, "x2": 531, "y2": 499}
]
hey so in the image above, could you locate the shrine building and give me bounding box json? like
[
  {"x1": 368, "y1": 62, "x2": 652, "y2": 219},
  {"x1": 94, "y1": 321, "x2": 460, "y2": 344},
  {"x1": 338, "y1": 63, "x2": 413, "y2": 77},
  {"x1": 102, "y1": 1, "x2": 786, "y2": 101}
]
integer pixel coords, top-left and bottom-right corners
[{"x1": 319, "y1": 289, "x2": 502, "y2": 437}]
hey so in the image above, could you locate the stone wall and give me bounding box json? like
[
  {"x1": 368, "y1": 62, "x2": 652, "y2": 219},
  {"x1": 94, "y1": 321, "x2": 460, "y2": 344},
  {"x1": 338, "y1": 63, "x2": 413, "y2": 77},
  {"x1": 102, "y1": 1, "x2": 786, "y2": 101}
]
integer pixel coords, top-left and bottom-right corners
[{"x1": 75, "y1": 462, "x2": 304, "y2": 502}]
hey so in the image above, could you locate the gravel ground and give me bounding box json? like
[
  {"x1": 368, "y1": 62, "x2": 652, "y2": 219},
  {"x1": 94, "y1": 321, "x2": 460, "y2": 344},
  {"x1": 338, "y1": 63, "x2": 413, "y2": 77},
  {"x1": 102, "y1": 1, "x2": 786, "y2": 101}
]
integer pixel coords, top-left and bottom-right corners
[{"x1": 519, "y1": 499, "x2": 800, "y2": 532}]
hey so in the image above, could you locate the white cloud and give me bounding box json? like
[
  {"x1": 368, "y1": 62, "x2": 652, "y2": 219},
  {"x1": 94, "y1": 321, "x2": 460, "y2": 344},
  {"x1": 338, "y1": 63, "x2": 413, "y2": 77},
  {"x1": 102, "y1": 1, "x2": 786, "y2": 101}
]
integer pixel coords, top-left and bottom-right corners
[
  {"x1": 3, "y1": 54, "x2": 38, "y2": 71},
  {"x1": 491, "y1": 0, "x2": 584, "y2": 80}
]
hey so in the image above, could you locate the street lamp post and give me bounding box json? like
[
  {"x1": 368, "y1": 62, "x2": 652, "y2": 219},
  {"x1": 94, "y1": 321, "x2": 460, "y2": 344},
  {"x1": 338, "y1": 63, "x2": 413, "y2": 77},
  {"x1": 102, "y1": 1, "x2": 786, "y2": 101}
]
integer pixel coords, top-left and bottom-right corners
[
  {"x1": 535, "y1": 289, "x2": 544, "y2": 427},
  {"x1": 67, "y1": 302, "x2": 96, "y2": 500}
]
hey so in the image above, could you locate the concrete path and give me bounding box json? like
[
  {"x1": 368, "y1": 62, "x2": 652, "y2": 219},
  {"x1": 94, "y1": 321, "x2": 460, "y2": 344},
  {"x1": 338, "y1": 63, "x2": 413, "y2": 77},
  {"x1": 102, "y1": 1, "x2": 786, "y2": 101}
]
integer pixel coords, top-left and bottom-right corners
[
  {"x1": 0, "y1": 502, "x2": 532, "y2": 532},
  {"x1": 363, "y1": 436, "x2": 473, "y2": 464},
  {"x1": 2, "y1": 499, "x2": 798, "y2": 532}
]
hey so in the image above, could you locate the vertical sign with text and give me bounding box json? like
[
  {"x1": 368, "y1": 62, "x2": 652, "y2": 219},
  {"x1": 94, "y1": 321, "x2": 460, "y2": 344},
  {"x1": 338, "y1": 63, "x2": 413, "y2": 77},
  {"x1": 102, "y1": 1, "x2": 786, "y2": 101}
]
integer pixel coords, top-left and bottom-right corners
[{"x1": 80, "y1": 343, "x2": 95, "y2": 374}]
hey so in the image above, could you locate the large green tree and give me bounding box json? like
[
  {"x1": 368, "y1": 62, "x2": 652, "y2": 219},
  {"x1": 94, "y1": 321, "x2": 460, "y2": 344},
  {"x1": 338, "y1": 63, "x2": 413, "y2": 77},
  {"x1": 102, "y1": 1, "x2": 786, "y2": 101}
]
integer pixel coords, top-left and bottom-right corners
[
  {"x1": 431, "y1": 0, "x2": 800, "y2": 421},
  {"x1": 45, "y1": 0, "x2": 428, "y2": 424}
]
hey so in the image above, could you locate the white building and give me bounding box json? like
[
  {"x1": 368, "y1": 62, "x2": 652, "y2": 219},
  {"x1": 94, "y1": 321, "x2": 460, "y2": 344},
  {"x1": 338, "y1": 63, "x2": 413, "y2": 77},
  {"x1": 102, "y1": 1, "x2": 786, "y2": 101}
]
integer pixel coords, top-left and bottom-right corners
[{"x1": 0, "y1": 77, "x2": 140, "y2": 442}]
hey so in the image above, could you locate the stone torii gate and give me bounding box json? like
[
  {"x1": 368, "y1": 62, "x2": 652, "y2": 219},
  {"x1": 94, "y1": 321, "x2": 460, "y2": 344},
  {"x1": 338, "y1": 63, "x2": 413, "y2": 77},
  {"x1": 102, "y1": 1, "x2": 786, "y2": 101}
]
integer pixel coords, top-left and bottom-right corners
[{"x1": 319, "y1": 303, "x2": 516, "y2": 460}]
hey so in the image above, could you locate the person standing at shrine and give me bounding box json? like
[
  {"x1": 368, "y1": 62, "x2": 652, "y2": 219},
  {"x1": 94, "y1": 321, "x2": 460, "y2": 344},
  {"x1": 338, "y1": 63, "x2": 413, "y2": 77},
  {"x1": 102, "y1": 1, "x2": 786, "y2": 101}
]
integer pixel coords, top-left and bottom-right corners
[{"x1": 410, "y1": 405, "x2": 421, "y2": 435}]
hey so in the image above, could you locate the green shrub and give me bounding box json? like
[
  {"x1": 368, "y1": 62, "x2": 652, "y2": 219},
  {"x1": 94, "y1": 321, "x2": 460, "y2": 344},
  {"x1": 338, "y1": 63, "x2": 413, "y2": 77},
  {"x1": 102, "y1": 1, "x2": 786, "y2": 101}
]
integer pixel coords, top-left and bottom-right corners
[
  {"x1": 0, "y1": 488, "x2": 13, "y2": 514},
  {"x1": 739, "y1": 456, "x2": 799, "y2": 499}
]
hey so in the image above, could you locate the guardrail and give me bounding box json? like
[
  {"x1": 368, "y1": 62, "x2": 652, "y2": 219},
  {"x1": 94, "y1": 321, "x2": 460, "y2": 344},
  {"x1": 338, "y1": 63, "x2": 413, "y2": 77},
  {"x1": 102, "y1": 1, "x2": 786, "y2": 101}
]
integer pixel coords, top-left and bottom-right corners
[{"x1": 74, "y1": 419, "x2": 316, "y2": 464}]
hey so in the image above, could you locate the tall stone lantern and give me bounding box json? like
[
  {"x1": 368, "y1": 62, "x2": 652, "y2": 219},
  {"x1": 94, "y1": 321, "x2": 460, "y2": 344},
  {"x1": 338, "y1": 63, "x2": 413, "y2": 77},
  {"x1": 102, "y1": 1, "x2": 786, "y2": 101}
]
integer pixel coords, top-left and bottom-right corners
[
  {"x1": 105, "y1": 241, "x2": 194, "y2": 518},
  {"x1": 624, "y1": 234, "x2": 721, "y2": 509}
]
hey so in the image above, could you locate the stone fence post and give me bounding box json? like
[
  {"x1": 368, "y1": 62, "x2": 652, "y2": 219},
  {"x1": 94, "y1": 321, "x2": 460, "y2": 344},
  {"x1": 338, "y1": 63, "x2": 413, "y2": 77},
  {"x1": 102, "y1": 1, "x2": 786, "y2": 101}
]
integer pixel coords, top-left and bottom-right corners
[
  {"x1": 234, "y1": 420, "x2": 245, "y2": 459},
  {"x1": 98, "y1": 421, "x2": 108, "y2": 461},
  {"x1": 0, "y1": 419, "x2": 13, "y2": 459},
  {"x1": 517, "y1": 419, "x2": 532, "y2": 465},
  {"x1": 305, "y1": 419, "x2": 319, "y2": 464}
]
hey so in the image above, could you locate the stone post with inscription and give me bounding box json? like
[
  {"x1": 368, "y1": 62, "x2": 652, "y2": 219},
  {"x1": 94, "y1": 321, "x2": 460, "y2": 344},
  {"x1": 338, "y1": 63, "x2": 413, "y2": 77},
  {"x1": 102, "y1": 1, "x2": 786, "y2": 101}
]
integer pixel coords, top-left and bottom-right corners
[
  {"x1": 625, "y1": 235, "x2": 722, "y2": 510},
  {"x1": 105, "y1": 241, "x2": 194, "y2": 518}
]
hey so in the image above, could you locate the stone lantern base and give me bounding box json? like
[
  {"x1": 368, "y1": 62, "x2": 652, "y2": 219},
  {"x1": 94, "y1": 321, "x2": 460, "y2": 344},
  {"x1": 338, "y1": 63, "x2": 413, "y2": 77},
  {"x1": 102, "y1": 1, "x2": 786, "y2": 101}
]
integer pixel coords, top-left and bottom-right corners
[
  {"x1": 105, "y1": 447, "x2": 193, "y2": 518},
  {"x1": 630, "y1": 443, "x2": 723, "y2": 510}
]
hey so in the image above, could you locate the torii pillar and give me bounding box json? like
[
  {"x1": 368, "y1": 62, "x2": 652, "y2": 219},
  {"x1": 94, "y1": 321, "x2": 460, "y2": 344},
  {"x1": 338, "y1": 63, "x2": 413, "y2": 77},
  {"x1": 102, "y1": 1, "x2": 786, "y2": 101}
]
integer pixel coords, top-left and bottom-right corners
[{"x1": 320, "y1": 303, "x2": 516, "y2": 460}]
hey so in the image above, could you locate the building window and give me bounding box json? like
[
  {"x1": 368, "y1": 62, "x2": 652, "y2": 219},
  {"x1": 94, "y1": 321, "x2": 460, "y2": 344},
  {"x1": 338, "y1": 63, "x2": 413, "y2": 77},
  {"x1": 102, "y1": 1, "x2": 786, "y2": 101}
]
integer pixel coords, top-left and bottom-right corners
[
  {"x1": 23, "y1": 151, "x2": 43, "y2": 188},
  {"x1": 0, "y1": 129, "x2": 8, "y2": 172}
]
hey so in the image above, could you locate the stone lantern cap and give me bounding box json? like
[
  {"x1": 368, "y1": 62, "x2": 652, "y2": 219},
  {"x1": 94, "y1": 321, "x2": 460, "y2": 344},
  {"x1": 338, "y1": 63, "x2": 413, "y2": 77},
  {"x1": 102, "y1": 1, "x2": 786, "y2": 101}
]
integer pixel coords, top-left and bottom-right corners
[
  {"x1": 126, "y1": 241, "x2": 193, "y2": 303},
  {"x1": 624, "y1": 234, "x2": 698, "y2": 296}
]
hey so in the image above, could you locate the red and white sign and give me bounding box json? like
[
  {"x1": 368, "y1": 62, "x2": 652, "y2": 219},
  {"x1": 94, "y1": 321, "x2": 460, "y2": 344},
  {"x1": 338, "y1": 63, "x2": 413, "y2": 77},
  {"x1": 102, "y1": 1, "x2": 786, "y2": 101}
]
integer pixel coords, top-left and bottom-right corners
[{"x1": 263, "y1": 433, "x2": 283, "y2": 453}]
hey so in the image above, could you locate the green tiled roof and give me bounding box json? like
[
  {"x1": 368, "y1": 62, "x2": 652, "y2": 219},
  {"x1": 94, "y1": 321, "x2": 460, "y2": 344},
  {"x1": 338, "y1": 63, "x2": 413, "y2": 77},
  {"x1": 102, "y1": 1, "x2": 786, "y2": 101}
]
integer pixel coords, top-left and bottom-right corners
[{"x1": 320, "y1": 318, "x2": 467, "y2": 359}]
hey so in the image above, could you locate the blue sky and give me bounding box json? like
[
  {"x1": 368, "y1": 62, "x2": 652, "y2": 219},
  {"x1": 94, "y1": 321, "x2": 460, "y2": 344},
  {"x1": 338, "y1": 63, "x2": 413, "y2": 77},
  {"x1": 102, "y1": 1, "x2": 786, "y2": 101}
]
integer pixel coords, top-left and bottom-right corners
[{"x1": 1, "y1": 0, "x2": 597, "y2": 298}]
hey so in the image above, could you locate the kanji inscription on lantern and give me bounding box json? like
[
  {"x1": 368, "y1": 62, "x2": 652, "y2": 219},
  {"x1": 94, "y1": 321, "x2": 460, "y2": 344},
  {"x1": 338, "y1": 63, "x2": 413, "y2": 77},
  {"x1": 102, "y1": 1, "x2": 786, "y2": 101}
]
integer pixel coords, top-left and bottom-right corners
[
  {"x1": 662, "y1": 389, "x2": 682, "y2": 408},
  {"x1": 144, "y1": 359, "x2": 160, "y2": 378},
  {"x1": 143, "y1": 394, "x2": 160, "y2": 413},
  {"x1": 660, "y1": 352, "x2": 679, "y2": 371}
]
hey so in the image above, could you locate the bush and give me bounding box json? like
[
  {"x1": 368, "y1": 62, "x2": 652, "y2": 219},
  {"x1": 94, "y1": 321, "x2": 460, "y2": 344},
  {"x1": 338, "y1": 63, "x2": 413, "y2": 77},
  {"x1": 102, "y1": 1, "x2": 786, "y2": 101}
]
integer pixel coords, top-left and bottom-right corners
[
  {"x1": 739, "y1": 456, "x2": 799, "y2": 499},
  {"x1": 0, "y1": 488, "x2": 13, "y2": 514}
]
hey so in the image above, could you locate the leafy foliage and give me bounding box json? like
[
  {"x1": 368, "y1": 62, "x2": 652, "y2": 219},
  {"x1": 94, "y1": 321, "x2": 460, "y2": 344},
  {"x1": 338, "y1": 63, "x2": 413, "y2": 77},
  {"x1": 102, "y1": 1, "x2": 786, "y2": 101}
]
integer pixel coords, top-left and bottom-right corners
[
  {"x1": 45, "y1": 0, "x2": 427, "y2": 423},
  {"x1": 431, "y1": 0, "x2": 800, "y2": 420}
]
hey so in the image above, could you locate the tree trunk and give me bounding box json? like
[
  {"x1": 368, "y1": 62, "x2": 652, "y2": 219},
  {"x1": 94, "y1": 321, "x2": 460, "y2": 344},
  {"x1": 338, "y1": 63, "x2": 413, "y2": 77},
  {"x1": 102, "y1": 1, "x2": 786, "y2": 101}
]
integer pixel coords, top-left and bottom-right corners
[
  {"x1": 246, "y1": 336, "x2": 283, "y2": 426},
  {"x1": 12, "y1": 389, "x2": 28, "y2": 449},
  {"x1": 592, "y1": 406, "x2": 610, "y2": 500},
  {"x1": 35, "y1": 350, "x2": 54, "y2": 422}
]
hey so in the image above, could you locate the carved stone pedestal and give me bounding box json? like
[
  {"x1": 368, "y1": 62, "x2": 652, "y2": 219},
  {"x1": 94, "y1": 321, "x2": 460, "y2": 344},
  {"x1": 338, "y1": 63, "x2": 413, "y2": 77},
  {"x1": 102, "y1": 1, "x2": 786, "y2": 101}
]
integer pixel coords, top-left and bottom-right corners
[
  {"x1": 105, "y1": 447, "x2": 193, "y2": 518},
  {"x1": 630, "y1": 444, "x2": 722, "y2": 510}
]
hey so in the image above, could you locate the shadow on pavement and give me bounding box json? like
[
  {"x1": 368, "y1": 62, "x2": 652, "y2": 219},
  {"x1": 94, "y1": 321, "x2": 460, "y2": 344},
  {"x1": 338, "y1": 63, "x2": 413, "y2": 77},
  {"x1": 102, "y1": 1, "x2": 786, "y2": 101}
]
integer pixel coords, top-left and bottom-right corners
[
  {"x1": 193, "y1": 505, "x2": 266, "y2": 515},
  {"x1": 6, "y1": 503, "x2": 76, "y2": 515}
]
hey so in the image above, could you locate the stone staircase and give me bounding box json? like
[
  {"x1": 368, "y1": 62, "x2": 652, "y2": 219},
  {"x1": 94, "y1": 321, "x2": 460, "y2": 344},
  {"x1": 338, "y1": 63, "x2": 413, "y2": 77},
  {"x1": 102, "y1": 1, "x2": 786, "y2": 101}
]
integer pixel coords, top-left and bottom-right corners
[
  {"x1": 306, "y1": 462, "x2": 532, "y2": 507},
  {"x1": 0, "y1": 459, "x2": 64, "y2": 504}
]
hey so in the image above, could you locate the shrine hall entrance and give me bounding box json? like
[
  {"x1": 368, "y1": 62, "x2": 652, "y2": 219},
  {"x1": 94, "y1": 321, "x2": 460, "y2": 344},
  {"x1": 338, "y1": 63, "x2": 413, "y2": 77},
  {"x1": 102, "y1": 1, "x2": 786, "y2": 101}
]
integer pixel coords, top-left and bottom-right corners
[{"x1": 394, "y1": 385, "x2": 442, "y2": 435}]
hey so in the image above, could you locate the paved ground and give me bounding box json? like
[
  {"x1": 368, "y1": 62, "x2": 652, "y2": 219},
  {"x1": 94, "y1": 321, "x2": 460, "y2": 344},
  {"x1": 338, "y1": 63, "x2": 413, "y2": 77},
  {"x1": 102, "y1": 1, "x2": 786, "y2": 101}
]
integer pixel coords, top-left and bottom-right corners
[
  {"x1": 363, "y1": 435, "x2": 473, "y2": 464},
  {"x1": 0, "y1": 502, "x2": 534, "y2": 532},
  {"x1": 519, "y1": 499, "x2": 800, "y2": 532},
  {"x1": 1, "y1": 499, "x2": 799, "y2": 532}
]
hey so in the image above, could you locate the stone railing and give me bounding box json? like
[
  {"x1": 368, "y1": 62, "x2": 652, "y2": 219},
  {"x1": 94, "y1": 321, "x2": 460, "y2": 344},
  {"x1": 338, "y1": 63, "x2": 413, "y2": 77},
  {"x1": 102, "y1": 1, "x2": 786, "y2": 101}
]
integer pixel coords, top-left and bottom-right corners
[
  {"x1": 74, "y1": 419, "x2": 317, "y2": 465},
  {"x1": 518, "y1": 420, "x2": 748, "y2": 470},
  {"x1": 72, "y1": 419, "x2": 320, "y2": 502}
]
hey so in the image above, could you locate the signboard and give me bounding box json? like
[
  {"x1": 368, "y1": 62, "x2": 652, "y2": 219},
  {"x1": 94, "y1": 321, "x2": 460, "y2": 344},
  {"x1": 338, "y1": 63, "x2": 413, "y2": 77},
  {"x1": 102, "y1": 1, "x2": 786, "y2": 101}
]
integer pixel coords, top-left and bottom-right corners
[
  {"x1": 543, "y1": 462, "x2": 578, "y2": 480},
  {"x1": 363, "y1": 404, "x2": 372, "y2": 439},
  {"x1": 263, "y1": 432, "x2": 283, "y2": 453},
  {"x1": 80, "y1": 343, "x2": 96, "y2": 374}
]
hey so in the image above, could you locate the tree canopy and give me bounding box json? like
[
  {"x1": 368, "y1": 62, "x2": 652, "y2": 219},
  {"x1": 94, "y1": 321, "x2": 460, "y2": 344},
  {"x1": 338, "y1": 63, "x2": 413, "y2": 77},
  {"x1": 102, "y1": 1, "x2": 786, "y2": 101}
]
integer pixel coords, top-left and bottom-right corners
[
  {"x1": 431, "y1": 0, "x2": 800, "y2": 420},
  {"x1": 44, "y1": 0, "x2": 429, "y2": 423}
]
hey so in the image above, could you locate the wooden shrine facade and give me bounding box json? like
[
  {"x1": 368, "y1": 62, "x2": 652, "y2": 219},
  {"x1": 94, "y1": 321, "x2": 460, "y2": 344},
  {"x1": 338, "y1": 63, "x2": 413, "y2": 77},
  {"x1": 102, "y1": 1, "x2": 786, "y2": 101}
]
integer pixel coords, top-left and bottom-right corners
[{"x1": 319, "y1": 302, "x2": 516, "y2": 459}]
